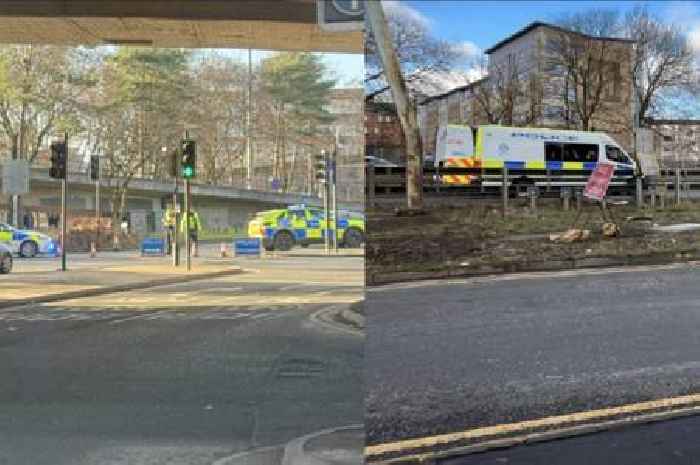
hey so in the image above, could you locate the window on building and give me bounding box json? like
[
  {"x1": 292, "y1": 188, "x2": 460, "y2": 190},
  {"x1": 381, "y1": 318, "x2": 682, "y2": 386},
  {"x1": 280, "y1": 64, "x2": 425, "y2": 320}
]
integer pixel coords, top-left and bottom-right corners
[
  {"x1": 562, "y1": 143, "x2": 599, "y2": 163},
  {"x1": 604, "y1": 62, "x2": 621, "y2": 101},
  {"x1": 544, "y1": 105, "x2": 564, "y2": 121},
  {"x1": 664, "y1": 135, "x2": 673, "y2": 142}
]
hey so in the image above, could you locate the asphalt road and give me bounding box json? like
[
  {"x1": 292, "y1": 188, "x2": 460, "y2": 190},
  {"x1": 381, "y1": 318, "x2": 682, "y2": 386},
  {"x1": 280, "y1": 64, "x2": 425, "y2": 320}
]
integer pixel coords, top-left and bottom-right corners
[
  {"x1": 365, "y1": 265, "x2": 700, "y2": 446},
  {"x1": 442, "y1": 415, "x2": 700, "y2": 465},
  {"x1": 0, "y1": 257, "x2": 364, "y2": 465}
]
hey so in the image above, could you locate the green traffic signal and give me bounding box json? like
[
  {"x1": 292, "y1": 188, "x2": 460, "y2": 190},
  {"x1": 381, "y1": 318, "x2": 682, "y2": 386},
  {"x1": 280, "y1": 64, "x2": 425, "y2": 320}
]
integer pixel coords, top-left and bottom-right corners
[{"x1": 181, "y1": 138, "x2": 196, "y2": 179}]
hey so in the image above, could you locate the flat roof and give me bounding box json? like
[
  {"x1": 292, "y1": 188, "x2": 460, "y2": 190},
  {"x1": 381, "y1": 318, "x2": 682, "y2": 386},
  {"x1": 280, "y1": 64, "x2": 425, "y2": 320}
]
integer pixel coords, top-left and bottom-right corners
[
  {"x1": 485, "y1": 21, "x2": 634, "y2": 55},
  {"x1": 418, "y1": 77, "x2": 488, "y2": 105}
]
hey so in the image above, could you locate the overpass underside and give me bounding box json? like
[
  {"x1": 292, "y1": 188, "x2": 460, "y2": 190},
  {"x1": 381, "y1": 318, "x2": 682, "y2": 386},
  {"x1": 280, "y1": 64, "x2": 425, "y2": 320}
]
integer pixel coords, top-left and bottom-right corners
[{"x1": 0, "y1": 0, "x2": 362, "y2": 52}]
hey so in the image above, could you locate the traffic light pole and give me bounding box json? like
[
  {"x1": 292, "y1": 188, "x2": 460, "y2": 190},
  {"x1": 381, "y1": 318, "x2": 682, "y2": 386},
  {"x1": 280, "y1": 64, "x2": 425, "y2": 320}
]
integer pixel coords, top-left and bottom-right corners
[
  {"x1": 172, "y1": 182, "x2": 180, "y2": 267},
  {"x1": 331, "y1": 151, "x2": 338, "y2": 253},
  {"x1": 323, "y1": 150, "x2": 330, "y2": 256},
  {"x1": 184, "y1": 178, "x2": 191, "y2": 271},
  {"x1": 95, "y1": 178, "x2": 100, "y2": 254},
  {"x1": 61, "y1": 133, "x2": 68, "y2": 272}
]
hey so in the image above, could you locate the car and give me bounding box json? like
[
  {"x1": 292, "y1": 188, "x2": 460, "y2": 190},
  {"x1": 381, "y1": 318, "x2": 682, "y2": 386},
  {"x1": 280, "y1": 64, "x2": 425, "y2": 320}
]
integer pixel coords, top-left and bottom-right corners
[
  {"x1": 0, "y1": 223, "x2": 58, "y2": 258},
  {"x1": 0, "y1": 242, "x2": 12, "y2": 273},
  {"x1": 248, "y1": 205, "x2": 365, "y2": 251},
  {"x1": 365, "y1": 155, "x2": 399, "y2": 167}
]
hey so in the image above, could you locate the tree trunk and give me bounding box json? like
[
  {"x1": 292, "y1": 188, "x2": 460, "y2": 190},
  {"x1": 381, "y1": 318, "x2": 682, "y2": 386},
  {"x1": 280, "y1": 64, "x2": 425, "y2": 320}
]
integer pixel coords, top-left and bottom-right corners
[{"x1": 366, "y1": 0, "x2": 423, "y2": 210}]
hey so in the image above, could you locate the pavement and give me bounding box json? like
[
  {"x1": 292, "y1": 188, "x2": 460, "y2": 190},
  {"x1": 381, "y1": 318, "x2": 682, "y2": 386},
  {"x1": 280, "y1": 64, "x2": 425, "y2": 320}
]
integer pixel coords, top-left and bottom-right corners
[
  {"x1": 365, "y1": 264, "x2": 700, "y2": 460},
  {"x1": 0, "y1": 244, "x2": 363, "y2": 306},
  {"x1": 0, "y1": 246, "x2": 364, "y2": 464}
]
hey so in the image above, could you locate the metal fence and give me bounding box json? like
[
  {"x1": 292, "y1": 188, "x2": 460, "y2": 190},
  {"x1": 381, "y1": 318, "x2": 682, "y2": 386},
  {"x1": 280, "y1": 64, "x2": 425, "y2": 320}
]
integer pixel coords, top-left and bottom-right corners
[{"x1": 366, "y1": 166, "x2": 700, "y2": 207}]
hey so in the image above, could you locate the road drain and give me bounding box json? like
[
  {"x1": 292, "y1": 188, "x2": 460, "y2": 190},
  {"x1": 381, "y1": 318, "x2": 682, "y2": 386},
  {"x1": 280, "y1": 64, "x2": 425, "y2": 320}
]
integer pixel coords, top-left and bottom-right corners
[{"x1": 276, "y1": 357, "x2": 326, "y2": 378}]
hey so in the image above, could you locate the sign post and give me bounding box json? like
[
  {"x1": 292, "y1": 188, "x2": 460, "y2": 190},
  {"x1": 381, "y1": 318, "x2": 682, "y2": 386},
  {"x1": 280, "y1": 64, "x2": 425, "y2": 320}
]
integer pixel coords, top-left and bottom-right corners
[
  {"x1": 1, "y1": 159, "x2": 30, "y2": 197},
  {"x1": 583, "y1": 162, "x2": 615, "y2": 201},
  {"x1": 317, "y1": 0, "x2": 365, "y2": 31}
]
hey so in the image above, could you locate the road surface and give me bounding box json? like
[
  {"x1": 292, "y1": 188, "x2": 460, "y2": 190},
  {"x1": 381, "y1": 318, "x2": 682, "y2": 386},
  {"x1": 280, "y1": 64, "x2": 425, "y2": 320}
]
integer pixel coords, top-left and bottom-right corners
[
  {"x1": 366, "y1": 264, "x2": 700, "y2": 447},
  {"x1": 0, "y1": 254, "x2": 363, "y2": 465}
]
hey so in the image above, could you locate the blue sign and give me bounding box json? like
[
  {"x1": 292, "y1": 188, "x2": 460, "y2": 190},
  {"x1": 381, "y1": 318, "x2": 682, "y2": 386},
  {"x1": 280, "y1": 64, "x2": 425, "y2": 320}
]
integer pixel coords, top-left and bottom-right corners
[
  {"x1": 234, "y1": 238, "x2": 261, "y2": 257},
  {"x1": 141, "y1": 237, "x2": 165, "y2": 256}
]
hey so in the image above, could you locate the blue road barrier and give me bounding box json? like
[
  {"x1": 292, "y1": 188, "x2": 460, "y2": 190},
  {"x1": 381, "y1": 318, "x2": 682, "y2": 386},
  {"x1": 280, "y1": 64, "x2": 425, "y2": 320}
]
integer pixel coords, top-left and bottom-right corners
[
  {"x1": 234, "y1": 238, "x2": 261, "y2": 257},
  {"x1": 141, "y1": 237, "x2": 165, "y2": 256}
]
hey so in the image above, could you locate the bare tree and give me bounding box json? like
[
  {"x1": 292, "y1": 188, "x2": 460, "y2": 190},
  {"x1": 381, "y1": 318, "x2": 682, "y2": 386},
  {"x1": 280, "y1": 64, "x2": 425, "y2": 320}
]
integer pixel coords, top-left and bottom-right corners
[
  {"x1": 623, "y1": 5, "x2": 695, "y2": 123},
  {"x1": 367, "y1": 0, "x2": 423, "y2": 210},
  {"x1": 472, "y1": 55, "x2": 543, "y2": 126},
  {"x1": 364, "y1": 3, "x2": 459, "y2": 97},
  {"x1": 548, "y1": 10, "x2": 623, "y2": 131}
]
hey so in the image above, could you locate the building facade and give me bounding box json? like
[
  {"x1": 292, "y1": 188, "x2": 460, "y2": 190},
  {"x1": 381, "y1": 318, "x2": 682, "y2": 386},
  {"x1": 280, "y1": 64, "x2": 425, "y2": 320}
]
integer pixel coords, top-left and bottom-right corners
[
  {"x1": 364, "y1": 100, "x2": 405, "y2": 164},
  {"x1": 644, "y1": 119, "x2": 700, "y2": 168},
  {"x1": 417, "y1": 22, "x2": 635, "y2": 157}
]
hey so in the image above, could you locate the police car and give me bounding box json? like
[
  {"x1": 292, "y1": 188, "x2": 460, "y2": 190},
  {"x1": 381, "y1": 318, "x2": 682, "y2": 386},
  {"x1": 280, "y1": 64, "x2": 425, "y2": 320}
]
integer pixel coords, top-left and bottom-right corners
[
  {"x1": 0, "y1": 223, "x2": 58, "y2": 258},
  {"x1": 247, "y1": 205, "x2": 365, "y2": 251}
]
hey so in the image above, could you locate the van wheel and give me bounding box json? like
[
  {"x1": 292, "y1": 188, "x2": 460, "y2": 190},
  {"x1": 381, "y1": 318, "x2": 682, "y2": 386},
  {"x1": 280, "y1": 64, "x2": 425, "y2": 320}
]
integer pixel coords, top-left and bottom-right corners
[{"x1": 273, "y1": 231, "x2": 294, "y2": 252}]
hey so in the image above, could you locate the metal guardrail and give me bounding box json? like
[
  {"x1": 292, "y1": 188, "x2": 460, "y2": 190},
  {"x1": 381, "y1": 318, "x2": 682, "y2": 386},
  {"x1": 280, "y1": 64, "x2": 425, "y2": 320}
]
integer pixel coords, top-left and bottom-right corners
[{"x1": 366, "y1": 166, "x2": 700, "y2": 206}]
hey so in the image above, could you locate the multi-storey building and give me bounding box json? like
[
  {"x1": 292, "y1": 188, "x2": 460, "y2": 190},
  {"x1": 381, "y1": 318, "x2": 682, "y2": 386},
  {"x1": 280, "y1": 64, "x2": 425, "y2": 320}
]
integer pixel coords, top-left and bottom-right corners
[{"x1": 418, "y1": 21, "x2": 636, "y2": 156}]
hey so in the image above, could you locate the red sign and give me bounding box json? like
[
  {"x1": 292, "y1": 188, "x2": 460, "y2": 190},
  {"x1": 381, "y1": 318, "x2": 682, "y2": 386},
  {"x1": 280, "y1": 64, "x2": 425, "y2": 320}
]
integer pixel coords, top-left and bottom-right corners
[{"x1": 584, "y1": 162, "x2": 615, "y2": 201}]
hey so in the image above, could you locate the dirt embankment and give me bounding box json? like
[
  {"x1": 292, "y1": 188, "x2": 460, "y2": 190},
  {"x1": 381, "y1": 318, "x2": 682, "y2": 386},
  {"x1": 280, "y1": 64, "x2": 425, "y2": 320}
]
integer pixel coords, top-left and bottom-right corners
[{"x1": 367, "y1": 202, "x2": 700, "y2": 284}]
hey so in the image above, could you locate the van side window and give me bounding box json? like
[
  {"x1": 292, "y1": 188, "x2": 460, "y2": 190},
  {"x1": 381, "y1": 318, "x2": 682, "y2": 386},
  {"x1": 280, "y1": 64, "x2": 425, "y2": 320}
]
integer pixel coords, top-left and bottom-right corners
[
  {"x1": 545, "y1": 142, "x2": 562, "y2": 162},
  {"x1": 562, "y1": 143, "x2": 599, "y2": 163},
  {"x1": 606, "y1": 145, "x2": 630, "y2": 164}
]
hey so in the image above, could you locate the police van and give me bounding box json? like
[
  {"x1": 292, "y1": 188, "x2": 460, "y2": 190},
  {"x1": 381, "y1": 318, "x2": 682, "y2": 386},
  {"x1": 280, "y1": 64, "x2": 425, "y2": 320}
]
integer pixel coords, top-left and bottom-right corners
[{"x1": 434, "y1": 125, "x2": 637, "y2": 187}]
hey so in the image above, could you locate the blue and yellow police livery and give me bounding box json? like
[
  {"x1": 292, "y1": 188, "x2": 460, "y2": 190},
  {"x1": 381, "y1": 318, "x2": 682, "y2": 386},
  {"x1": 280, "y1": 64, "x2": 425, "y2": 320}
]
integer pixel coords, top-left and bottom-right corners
[
  {"x1": 247, "y1": 205, "x2": 365, "y2": 251},
  {"x1": 0, "y1": 223, "x2": 58, "y2": 258},
  {"x1": 434, "y1": 125, "x2": 637, "y2": 187}
]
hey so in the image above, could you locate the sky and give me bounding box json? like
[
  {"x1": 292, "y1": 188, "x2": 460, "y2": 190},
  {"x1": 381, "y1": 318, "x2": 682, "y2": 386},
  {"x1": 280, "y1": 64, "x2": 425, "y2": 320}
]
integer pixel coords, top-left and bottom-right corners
[
  {"x1": 389, "y1": 1, "x2": 700, "y2": 67},
  {"x1": 382, "y1": 1, "x2": 700, "y2": 116},
  {"x1": 218, "y1": 49, "x2": 363, "y2": 88}
]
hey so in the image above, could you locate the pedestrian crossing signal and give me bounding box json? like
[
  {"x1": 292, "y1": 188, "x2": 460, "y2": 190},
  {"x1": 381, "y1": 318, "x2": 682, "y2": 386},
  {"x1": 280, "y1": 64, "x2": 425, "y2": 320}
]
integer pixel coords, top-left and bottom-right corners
[{"x1": 50, "y1": 141, "x2": 67, "y2": 179}]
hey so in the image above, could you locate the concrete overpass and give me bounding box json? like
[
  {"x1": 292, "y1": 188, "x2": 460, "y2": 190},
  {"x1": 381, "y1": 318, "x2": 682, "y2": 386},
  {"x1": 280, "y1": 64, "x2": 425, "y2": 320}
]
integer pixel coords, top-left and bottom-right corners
[
  {"x1": 0, "y1": 0, "x2": 362, "y2": 52},
  {"x1": 10, "y1": 169, "x2": 363, "y2": 233}
]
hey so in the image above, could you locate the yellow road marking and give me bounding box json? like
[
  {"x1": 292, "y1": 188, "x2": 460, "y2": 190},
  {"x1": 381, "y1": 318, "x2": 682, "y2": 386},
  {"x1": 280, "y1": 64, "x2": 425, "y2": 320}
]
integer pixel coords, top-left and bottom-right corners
[{"x1": 365, "y1": 393, "x2": 700, "y2": 457}]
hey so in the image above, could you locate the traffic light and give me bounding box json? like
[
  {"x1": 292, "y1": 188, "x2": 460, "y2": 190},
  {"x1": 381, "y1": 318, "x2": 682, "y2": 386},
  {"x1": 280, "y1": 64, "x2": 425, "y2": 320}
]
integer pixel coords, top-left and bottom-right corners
[
  {"x1": 49, "y1": 141, "x2": 67, "y2": 179},
  {"x1": 314, "y1": 151, "x2": 328, "y2": 183},
  {"x1": 90, "y1": 155, "x2": 100, "y2": 181},
  {"x1": 181, "y1": 139, "x2": 196, "y2": 179},
  {"x1": 169, "y1": 150, "x2": 179, "y2": 178}
]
